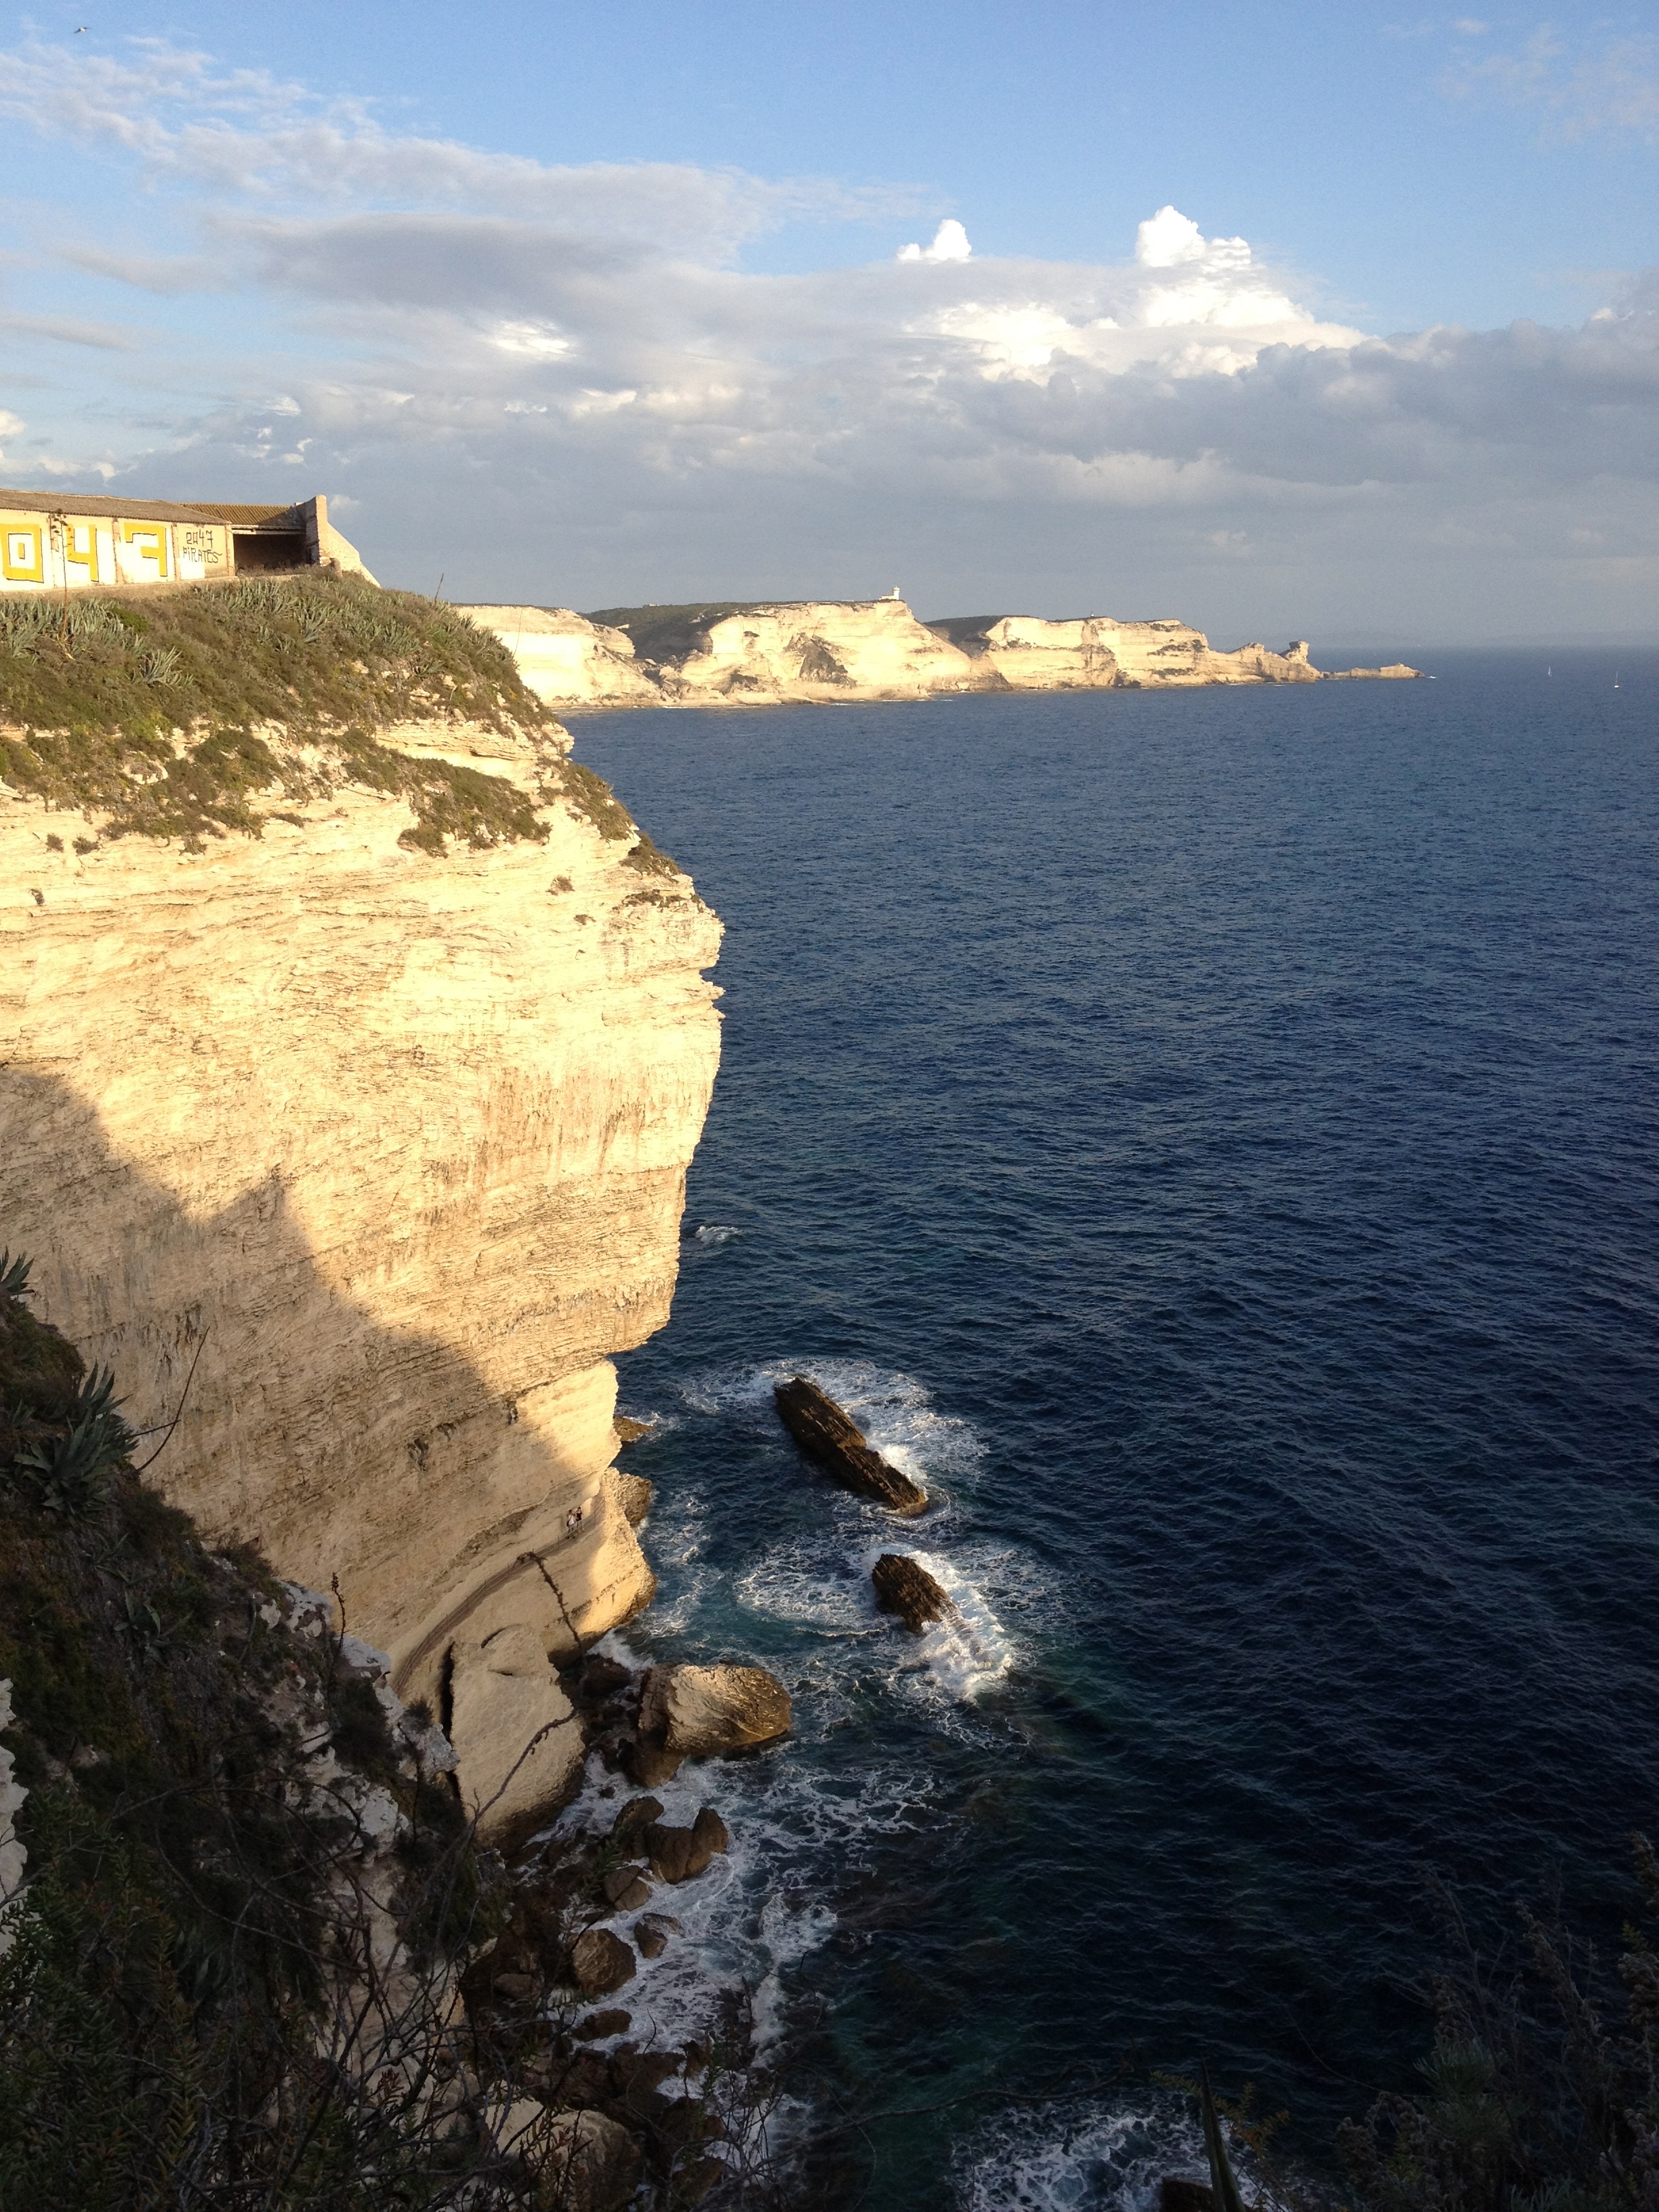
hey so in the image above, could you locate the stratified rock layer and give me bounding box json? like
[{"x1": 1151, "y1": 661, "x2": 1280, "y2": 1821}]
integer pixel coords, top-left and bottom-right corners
[
  {"x1": 0, "y1": 718, "x2": 722, "y2": 1801},
  {"x1": 773, "y1": 1376, "x2": 929, "y2": 1513}
]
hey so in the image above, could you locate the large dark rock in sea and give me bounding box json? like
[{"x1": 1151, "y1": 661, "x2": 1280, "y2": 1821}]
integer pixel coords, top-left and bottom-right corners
[
  {"x1": 570, "y1": 1927, "x2": 636, "y2": 1996},
  {"x1": 872, "y1": 1553, "x2": 953, "y2": 1631},
  {"x1": 773, "y1": 1376, "x2": 928, "y2": 1514}
]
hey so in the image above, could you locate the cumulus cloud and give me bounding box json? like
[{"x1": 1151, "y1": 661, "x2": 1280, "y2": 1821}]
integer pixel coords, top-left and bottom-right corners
[
  {"x1": 1, "y1": 34, "x2": 1654, "y2": 638},
  {"x1": 898, "y1": 218, "x2": 972, "y2": 263}
]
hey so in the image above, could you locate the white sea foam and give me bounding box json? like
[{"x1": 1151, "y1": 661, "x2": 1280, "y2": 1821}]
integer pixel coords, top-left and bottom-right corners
[
  {"x1": 552, "y1": 1355, "x2": 1044, "y2": 2096},
  {"x1": 955, "y1": 2097, "x2": 1211, "y2": 2212},
  {"x1": 680, "y1": 1355, "x2": 985, "y2": 1486},
  {"x1": 544, "y1": 1645, "x2": 946, "y2": 2064},
  {"x1": 690, "y1": 1223, "x2": 739, "y2": 1247},
  {"x1": 875, "y1": 1543, "x2": 1017, "y2": 1701}
]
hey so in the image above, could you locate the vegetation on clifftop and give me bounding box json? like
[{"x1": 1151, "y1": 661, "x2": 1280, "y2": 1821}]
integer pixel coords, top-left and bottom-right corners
[{"x1": 0, "y1": 573, "x2": 575, "y2": 853}]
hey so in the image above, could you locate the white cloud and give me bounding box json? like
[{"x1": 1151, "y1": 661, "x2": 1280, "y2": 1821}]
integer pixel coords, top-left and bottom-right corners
[
  {"x1": 0, "y1": 35, "x2": 1654, "y2": 638},
  {"x1": 898, "y1": 218, "x2": 972, "y2": 264}
]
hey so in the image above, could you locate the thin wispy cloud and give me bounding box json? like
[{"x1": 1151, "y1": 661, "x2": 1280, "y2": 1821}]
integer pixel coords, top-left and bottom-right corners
[{"x1": 1443, "y1": 24, "x2": 1659, "y2": 144}]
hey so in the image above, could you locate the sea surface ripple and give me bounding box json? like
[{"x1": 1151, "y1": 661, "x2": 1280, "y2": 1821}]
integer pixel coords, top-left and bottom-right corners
[{"x1": 571, "y1": 655, "x2": 1659, "y2": 2210}]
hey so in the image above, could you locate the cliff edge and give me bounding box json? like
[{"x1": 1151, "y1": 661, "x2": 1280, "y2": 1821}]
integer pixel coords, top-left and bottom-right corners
[{"x1": 0, "y1": 573, "x2": 722, "y2": 1821}]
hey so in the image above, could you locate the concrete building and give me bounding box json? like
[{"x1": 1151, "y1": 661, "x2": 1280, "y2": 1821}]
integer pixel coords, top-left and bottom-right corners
[{"x1": 0, "y1": 491, "x2": 375, "y2": 593}]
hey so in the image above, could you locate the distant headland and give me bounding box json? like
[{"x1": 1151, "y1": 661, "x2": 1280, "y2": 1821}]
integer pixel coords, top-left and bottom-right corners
[{"x1": 459, "y1": 596, "x2": 1421, "y2": 712}]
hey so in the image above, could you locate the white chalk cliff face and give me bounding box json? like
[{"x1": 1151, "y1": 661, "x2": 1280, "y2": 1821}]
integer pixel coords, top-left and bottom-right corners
[
  {"x1": 464, "y1": 605, "x2": 662, "y2": 711},
  {"x1": 466, "y1": 598, "x2": 1410, "y2": 710},
  {"x1": 949, "y1": 616, "x2": 1321, "y2": 689},
  {"x1": 0, "y1": 718, "x2": 721, "y2": 1818}
]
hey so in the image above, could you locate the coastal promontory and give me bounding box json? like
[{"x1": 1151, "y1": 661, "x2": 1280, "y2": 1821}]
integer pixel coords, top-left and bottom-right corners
[{"x1": 464, "y1": 594, "x2": 1420, "y2": 710}]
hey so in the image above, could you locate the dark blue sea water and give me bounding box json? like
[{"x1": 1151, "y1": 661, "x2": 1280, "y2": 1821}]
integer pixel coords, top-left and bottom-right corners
[{"x1": 569, "y1": 656, "x2": 1659, "y2": 2209}]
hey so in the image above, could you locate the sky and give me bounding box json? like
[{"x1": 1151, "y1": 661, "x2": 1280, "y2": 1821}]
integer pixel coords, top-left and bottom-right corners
[{"x1": 0, "y1": 1, "x2": 1655, "y2": 642}]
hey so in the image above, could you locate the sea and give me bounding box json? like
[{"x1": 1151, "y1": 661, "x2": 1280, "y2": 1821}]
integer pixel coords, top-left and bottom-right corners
[{"x1": 567, "y1": 653, "x2": 1659, "y2": 2210}]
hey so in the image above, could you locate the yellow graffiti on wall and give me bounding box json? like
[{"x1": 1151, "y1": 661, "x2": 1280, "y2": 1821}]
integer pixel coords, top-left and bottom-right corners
[
  {"x1": 2, "y1": 524, "x2": 43, "y2": 583},
  {"x1": 121, "y1": 520, "x2": 169, "y2": 578},
  {"x1": 62, "y1": 520, "x2": 99, "y2": 583}
]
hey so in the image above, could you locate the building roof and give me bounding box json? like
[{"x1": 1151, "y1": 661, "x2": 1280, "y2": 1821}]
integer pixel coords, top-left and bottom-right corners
[{"x1": 0, "y1": 489, "x2": 307, "y2": 530}]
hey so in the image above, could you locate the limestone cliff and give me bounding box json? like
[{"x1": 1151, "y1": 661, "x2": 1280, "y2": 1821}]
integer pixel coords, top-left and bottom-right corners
[
  {"x1": 464, "y1": 596, "x2": 1416, "y2": 709},
  {"x1": 930, "y1": 613, "x2": 1325, "y2": 688},
  {"x1": 464, "y1": 603, "x2": 663, "y2": 711},
  {"x1": 0, "y1": 597, "x2": 721, "y2": 1818}
]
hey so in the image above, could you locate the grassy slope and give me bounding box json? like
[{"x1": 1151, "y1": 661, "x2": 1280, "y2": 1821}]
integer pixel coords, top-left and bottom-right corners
[{"x1": 0, "y1": 573, "x2": 657, "y2": 858}]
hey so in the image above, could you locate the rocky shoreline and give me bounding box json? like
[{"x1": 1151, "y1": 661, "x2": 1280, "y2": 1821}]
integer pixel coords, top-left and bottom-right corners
[{"x1": 426, "y1": 1372, "x2": 946, "y2": 2203}]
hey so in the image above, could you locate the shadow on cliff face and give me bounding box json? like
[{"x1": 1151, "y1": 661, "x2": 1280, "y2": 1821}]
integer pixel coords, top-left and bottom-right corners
[{"x1": 0, "y1": 1067, "x2": 647, "y2": 1727}]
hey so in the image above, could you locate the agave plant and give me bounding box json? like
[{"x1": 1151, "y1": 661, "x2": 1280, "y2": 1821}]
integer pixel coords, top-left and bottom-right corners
[
  {"x1": 12, "y1": 1363, "x2": 134, "y2": 1517},
  {"x1": 0, "y1": 1249, "x2": 32, "y2": 1299}
]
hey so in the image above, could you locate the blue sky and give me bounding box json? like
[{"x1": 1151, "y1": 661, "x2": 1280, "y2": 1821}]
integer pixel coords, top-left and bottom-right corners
[{"x1": 0, "y1": 1, "x2": 1655, "y2": 640}]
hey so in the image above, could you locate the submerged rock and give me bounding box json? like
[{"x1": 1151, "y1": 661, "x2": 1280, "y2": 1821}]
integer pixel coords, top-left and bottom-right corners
[
  {"x1": 773, "y1": 1376, "x2": 928, "y2": 1514},
  {"x1": 573, "y1": 2007, "x2": 632, "y2": 2042},
  {"x1": 872, "y1": 1553, "x2": 953, "y2": 1632},
  {"x1": 638, "y1": 1662, "x2": 791, "y2": 1757}
]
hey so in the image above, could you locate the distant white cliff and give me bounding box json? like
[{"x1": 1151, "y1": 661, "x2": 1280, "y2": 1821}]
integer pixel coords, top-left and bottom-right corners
[{"x1": 462, "y1": 597, "x2": 1419, "y2": 711}]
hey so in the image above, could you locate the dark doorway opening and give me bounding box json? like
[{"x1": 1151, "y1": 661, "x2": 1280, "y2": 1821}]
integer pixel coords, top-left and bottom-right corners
[{"x1": 232, "y1": 531, "x2": 308, "y2": 573}]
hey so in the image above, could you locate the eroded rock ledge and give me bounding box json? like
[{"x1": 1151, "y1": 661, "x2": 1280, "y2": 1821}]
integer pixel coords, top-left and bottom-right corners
[{"x1": 464, "y1": 596, "x2": 1420, "y2": 710}]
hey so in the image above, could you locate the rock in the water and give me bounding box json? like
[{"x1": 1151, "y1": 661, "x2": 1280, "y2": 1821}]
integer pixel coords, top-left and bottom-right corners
[
  {"x1": 610, "y1": 1471, "x2": 654, "y2": 1528},
  {"x1": 872, "y1": 1553, "x2": 953, "y2": 1632},
  {"x1": 578, "y1": 1654, "x2": 634, "y2": 1703},
  {"x1": 692, "y1": 1805, "x2": 730, "y2": 1857},
  {"x1": 569, "y1": 1927, "x2": 636, "y2": 1996},
  {"x1": 535, "y1": 2108, "x2": 643, "y2": 2212},
  {"x1": 773, "y1": 1376, "x2": 928, "y2": 1513},
  {"x1": 1160, "y1": 2182, "x2": 1216, "y2": 2212},
  {"x1": 613, "y1": 1414, "x2": 652, "y2": 1445},
  {"x1": 642, "y1": 1808, "x2": 728, "y2": 1884},
  {"x1": 634, "y1": 1911, "x2": 679, "y2": 1957},
  {"x1": 573, "y1": 2007, "x2": 632, "y2": 2042},
  {"x1": 638, "y1": 1663, "x2": 791, "y2": 1757},
  {"x1": 644, "y1": 1820, "x2": 714, "y2": 1884},
  {"x1": 609, "y1": 1794, "x2": 663, "y2": 1844},
  {"x1": 601, "y1": 1864, "x2": 651, "y2": 1910},
  {"x1": 624, "y1": 1731, "x2": 686, "y2": 1787}
]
